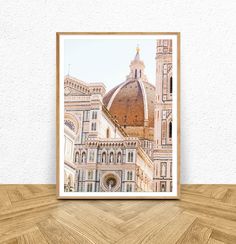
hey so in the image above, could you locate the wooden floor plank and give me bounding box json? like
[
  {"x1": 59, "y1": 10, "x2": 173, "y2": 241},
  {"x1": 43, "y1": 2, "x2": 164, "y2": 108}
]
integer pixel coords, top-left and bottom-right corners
[
  {"x1": 221, "y1": 188, "x2": 236, "y2": 205},
  {"x1": 16, "y1": 227, "x2": 48, "y2": 244},
  {"x1": 0, "y1": 204, "x2": 66, "y2": 242},
  {"x1": 64, "y1": 201, "x2": 124, "y2": 227},
  {"x1": 186, "y1": 210, "x2": 236, "y2": 238},
  {"x1": 0, "y1": 190, "x2": 12, "y2": 211},
  {"x1": 210, "y1": 229, "x2": 236, "y2": 244},
  {"x1": 207, "y1": 237, "x2": 226, "y2": 244},
  {"x1": 176, "y1": 219, "x2": 212, "y2": 244},
  {"x1": 37, "y1": 216, "x2": 91, "y2": 244},
  {"x1": 51, "y1": 209, "x2": 103, "y2": 243},
  {"x1": 116, "y1": 201, "x2": 176, "y2": 233},
  {"x1": 1, "y1": 238, "x2": 18, "y2": 244},
  {"x1": 115, "y1": 205, "x2": 183, "y2": 244},
  {"x1": 177, "y1": 201, "x2": 236, "y2": 222},
  {"x1": 0, "y1": 227, "x2": 39, "y2": 244},
  {"x1": 182, "y1": 185, "x2": 229, "y2": 201},
  {"x1": 146, "y1": 212, "x2": 196, "y2": 244},
  {"x1": 54, "y1": 206, "x2": 123, "y2": 243},
  {"x1": 0, "y1": 195, "x2": 61, "y2": 221},
  {"x1": 7, "y1": 190, "x2": 24, "y2": 203},
  {"x1": 16, "y1": 185, "x2": 55, "y2": 200},
  {"x1": 180, "y1": 191, "x2": 236, "y2": 214}
]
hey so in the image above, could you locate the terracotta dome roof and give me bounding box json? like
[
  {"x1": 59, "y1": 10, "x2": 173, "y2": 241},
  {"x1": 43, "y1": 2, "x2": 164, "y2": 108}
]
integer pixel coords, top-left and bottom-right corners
[{"x1": 103, "y1": 79, "x2": 156, "y2": 128}]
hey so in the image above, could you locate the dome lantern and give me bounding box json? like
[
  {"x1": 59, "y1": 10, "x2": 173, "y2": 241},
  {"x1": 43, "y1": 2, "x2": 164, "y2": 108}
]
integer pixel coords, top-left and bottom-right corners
[{"x1": 127, "y1": 46, "x2": 148, "y2": 82}]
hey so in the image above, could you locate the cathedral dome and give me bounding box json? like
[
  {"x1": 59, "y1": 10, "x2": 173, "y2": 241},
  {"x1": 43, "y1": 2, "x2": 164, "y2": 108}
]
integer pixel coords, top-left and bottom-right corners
[
  {"x1": 103, "y1": 47, "x2": 156, "y2": 140},
  {"x1": 103, "y1": 79, "x2": 155, "y2": 128}
]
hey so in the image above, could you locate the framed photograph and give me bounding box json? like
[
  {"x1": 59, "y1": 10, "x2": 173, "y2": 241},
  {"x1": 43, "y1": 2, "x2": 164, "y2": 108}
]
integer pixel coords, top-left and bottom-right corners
[{"x1": 56, "y1": 32, "x2": 180, "y2": 199}]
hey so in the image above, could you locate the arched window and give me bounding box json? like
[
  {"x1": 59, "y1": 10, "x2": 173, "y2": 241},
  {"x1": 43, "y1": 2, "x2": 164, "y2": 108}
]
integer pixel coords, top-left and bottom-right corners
[
  {"x1": 91, "y1": 122, "x2": 96, "y2": 131},
  {"x1": 77, "y1": 170, "x2": 81, "y2": 181},
  {"x1": 87, "y1": 183, "x2": 93, "y2": 192},
  {"x1": 102, "y1": 152, "x2": 106, "y2": 163},
  {"x1": 127, "y1": 171, "x2": 133, "y2": 180},
  {"x1": 117, "y1": 152, "x2": 122, "y2": 163},
  {"x1": 68, "y1": 174, "x2": 73, "y2": 191},
  {"x1": 64, "y1": 172, "x2": 68, "y2": 192},
  {"x1": 75, "y1": 152, "x2": 79, "y2": 163},
  {"x1": 169, "y1": 121, "x2": 172, "y2": 139},
  {"x1": 135, "y1": 69, "x2": 137, "y2": 79},
  {"x1": 89, "y1": 151, "x2": 94, "y2": 162},
  {"x1": 161, "y1": 162, "x2": 167, "y2": 177},
  {"x1": 68, "y1": 175, "x2": 72, "y2": 186},
  {"x1": 84, "y1": 111, "x2": 89, "y2": 121},
  {"x1": 126, "y1": 184, "x2": 132, "y2": 192},
  {"x1": 88, "y1": 170, "x2": 93, "y2": 180},
  {"x1": 92, "y1": 111, "x2": 97, "y2": 119},
  {"x1": 128, "y1": 152, "x2": 134, "y2": 162},
  {"x1": 139, "y1": 70, "x2": 142, "y2": 78},
  {"x1": 155, "y1": 164, "x2": 158, "y2": 177},
  {"x1": 81, "y1": 152, "x2": 86, "y2": 163},
  {"x1": 160, "y1": 182, "x2": 166, "y2": 192},
  {"x1": 109, "y1": 152, "x2": 114, "y2": 163},
  {"x1": 170, "y1": 76, "x2": 173, "y2": 94},
  {"x1": 106, "y1": 128, "x2": 110, "y2": 138}
]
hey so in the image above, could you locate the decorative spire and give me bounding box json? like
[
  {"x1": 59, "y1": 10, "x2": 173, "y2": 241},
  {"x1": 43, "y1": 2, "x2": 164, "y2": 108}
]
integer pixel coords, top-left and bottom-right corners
[{"x1": 134, "y1": 45, "x2": 140, "y2": 61}]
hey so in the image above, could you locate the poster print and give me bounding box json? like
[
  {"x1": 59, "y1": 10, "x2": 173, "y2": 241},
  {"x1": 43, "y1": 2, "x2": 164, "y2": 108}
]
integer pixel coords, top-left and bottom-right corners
[{"x1": 56, "y1": 33, "x2": 180, "y2": 199}]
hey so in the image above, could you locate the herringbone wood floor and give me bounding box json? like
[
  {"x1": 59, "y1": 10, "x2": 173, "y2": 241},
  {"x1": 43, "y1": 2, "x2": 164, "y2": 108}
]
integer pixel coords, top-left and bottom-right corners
[{"x1": 0, "y1": 185, "x2": 235, "y2": 243}]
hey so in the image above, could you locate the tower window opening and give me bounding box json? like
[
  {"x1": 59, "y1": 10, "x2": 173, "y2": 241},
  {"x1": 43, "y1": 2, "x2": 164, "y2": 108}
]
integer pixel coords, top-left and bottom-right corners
[
  {"x1": 135, "y1": 69, "x2": 137, "y2": 79},
  {"x1": 106, "y1": 128, "x2": 110, "y2": 138},
  {"x1": 140, "y1": 70, "x2": 141, "y2": 78},
  {"x1": 170, "y1": 76, "x2": 173, "y2": 94},
  {"x1": 169, "y1": 121, "x2": 172, "y2": 139}
]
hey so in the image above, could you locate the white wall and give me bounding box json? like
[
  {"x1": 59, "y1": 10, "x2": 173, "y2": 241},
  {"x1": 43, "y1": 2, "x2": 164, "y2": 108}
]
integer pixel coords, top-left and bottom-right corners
[{"x1": 0, "y1": 0, "x2": 235, "y2": 184}]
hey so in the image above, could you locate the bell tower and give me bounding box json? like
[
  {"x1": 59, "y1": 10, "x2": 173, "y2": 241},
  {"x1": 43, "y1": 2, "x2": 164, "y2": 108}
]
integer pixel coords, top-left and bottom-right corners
[{"x1": 153, "y1": 39, "x2": 173, "y2": 192}]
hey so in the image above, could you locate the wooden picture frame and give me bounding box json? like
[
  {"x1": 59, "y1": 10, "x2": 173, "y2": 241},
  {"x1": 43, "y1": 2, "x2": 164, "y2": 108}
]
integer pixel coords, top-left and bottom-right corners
[{"x1": 56, "y1": 32, "x2": 180, "y2": 199}]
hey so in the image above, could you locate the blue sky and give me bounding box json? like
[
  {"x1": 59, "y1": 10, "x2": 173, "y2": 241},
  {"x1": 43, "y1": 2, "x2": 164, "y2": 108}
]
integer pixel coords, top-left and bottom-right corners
[{"x1": 64, "y1": 38, "x2": 156, "y2": 91}]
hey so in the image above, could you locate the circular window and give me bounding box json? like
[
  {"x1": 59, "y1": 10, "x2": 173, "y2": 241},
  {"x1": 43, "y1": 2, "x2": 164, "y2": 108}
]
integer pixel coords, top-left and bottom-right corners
[
  {"x1": 105, "y1": 177, "x2": 117, "y2": 189},
  {"x1": 101, "y1": 173, "x2": 120, "y2": 192}
]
